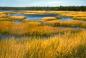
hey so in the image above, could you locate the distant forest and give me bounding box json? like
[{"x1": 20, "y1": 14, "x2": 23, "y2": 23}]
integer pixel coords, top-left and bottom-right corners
[{"x1": 0, "y1": 6, "x2": 86, "y2": 11}]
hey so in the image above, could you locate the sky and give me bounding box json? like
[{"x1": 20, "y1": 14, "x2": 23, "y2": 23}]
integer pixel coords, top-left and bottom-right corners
[{"x1": 0, "y1": 0, "x2": 86, "y2": 7}]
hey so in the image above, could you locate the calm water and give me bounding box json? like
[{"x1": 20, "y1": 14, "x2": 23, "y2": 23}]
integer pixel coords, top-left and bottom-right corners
[
  {"x1": 0, "y1": 10, "x2": 72, "y2": 20},
  {"x1": 60, "y1": 16, "x2": 72, "y2": 21},
  {"x1": 10, "y1": 13, "x2": 58, "y2": 20},
  {"x1": 10, "y1": 13, "x2": 73, "y2": 24},
  {"x1": 0, "y1": 10, "x2": 15, "y2": 12}
]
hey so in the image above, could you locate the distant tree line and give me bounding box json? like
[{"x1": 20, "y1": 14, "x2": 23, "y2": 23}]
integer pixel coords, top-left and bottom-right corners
[{"x1": 0, "y1": 6, "x2": 86, "y2": 11}]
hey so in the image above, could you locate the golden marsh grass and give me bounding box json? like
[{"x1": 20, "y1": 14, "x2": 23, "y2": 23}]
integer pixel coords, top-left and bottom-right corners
[
  {"x1": 9, "y1": 16, "x2": 26, "y2": 21},
  {"x1": 0, "y1": 30, "x2": 86, "y2": 58},
  {"x1": 56, "y1": 11, "x2": 86, "y2": 17},
  {"x1": 0, "y1": 11, "x2": 86, "y2": 58},
  {"x1": 73, "y1": 17, "x2": 86, "y2": 21},
  {"x1": 45, "y1": 20, "x2": 86, "y2": 28},
  {"x1": 41, "y1": 17, "x2": 58, "y2": 22}
]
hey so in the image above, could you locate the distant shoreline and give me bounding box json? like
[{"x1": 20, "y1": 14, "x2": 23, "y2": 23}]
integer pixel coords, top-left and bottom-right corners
[{"x1": 0, "y1": 6, "x2": 86, "y2": 11}]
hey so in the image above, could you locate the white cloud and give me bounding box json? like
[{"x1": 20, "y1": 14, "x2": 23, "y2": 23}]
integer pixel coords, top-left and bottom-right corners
[{"x1": 47, "y1": 1, "x2": 62, "y2": 6}]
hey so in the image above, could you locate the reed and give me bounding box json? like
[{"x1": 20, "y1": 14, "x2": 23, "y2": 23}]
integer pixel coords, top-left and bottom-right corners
[
  {"x1": 0, "y1": 20, "x2": 85, "y2": 36},
  {"x1": 0, "y1": 30, "x2": 86, "y2": 58},
  {"x1": 45, "y1": 20, "x2": 86, "y2": 28},
  {"x1": 73, "y1": 17, "x2": 86, "y2": 21},
  {"x1": 0, "y1": 21, "x2": 58, "y2": 36},
  {"x1": 0, "y1": 21, "x2": 13, "y2": 34}
]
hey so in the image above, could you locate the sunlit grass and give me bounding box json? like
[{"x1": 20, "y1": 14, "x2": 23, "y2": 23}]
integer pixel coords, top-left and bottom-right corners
[
  {"x1": 0, "y1": 30, "x2": 86, "y2": 58},
  {"x1": 0, "y1": 12, "x2": 8, "y2": 18},
  {"x1": 40, "y1": 17, "x2": 58, "y2": 22},
  {"x1": 45, "y1": 20, "x2": 86, "y2": 28},
  {"x1": 56, "y1": 11, "x2": 86, "y2": 17},
  {"x1": 0, "y1": 21, "x2": 13, "y2": 34},
  {"x1": 0, "y1": 11, "x2": 86, "y2": 58},
  {"x1": 0, "y1": 21, "x2": 59, "y2": 36},
  {"x1": 9, "y1": 16, "x2": 26, "y2": 21},
  {"x1": 0, "y1": 20, "x2": 82, "y2": 37},
  {"x1": 73, "y1": 17, "x2": 86, "y2": 21}
]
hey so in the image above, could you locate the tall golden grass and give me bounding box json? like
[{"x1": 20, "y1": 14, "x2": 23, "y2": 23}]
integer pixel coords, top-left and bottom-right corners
[
  {"x1": 0, "y1": 30, "x2": 86, "y2": 58},
  {"x1": 0, "y1": 21, "x2": 59, "y2": 36},
  {"x1": 0, "y1": 20, "x2": 82, "y2": 36},
  {"x1": 0, "y1": 20, "x2": 85, "y2": 36},
  {"x1": 45, "y1": 20, "x2": 86, "y2": 28},
  {"x1": 73, "y1": 17, "x2": 86, "y2": 21}
]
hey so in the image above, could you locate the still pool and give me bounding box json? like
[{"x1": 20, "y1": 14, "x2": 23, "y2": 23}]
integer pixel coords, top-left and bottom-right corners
[{"x1": 10, "y1": 13, "x2": 72, "y2": 21}]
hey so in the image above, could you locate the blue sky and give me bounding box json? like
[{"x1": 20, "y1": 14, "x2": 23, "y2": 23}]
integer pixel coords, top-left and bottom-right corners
[{"x1": 0, "y1": 0, "x2": 86, "y2": 7}]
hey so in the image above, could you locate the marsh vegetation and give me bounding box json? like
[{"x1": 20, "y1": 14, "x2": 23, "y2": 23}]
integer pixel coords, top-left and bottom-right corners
[{"x1": 0, "y1": 11, "x2": 86, "y2": 58}]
